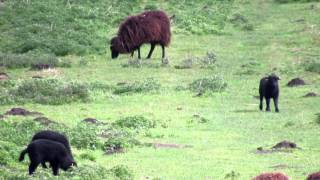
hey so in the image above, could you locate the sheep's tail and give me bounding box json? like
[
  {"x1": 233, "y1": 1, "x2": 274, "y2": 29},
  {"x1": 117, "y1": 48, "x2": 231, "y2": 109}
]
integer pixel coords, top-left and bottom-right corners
[{"x1": 19, "y1": 148, "x2": 28, "y2": 162}]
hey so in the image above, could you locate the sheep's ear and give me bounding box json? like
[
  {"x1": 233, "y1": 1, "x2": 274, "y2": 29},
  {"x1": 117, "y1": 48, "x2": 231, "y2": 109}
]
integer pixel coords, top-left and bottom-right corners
[{"x1": 277, "y1": 76, "x2": 281, "y2": 80}]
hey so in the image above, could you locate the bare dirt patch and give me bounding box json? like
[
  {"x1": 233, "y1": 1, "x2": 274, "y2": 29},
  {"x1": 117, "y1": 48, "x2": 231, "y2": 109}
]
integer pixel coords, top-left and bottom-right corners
[
  {"x1": 0, "y1": 72, "x2": 9, "y2": 80},
  {"x1": 33, "y1": 117, "x2": 57, "y2": 126},
  {"x1": 272, "y1": 140, "x2": 297, "y2": 149},
  {"x1": 5, "y1": 107, "x2": 43, "y2": 116}
]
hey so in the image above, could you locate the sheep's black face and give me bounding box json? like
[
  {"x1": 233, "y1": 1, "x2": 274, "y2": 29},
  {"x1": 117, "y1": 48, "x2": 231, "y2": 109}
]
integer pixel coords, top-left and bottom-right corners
[
  {"x1": 268, "y1": 75, "x2": 280, "y2": 86},
  {"x1": 110, "y1": 37, "x2": 120, "y2": 59}
]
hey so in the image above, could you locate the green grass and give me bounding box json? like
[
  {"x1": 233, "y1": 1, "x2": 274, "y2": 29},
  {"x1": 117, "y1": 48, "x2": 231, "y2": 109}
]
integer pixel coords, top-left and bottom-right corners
[{"x1": 0, "y1": 0, "x2": 320, "y2": 179}]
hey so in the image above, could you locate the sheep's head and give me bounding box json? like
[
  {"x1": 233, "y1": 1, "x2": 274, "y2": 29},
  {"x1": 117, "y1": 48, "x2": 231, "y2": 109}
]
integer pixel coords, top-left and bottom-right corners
[
  {"x1": 110, "y1": 37, "x2": 120, "y2": 59},
  {"x1": 267, "y1": 74, "x2": 281, "y2": 86}
]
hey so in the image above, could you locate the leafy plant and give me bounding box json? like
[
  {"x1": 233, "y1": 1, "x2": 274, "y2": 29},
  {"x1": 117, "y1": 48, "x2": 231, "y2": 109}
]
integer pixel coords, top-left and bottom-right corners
[{"x1": 189, "y1": 75, "x2": 227, "y2": 94}]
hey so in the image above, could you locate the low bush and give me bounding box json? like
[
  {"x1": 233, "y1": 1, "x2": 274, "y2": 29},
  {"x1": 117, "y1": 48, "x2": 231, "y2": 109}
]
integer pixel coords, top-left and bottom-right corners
[
  {"x1": 175, "y1": 52, "x2": 217, "y2": 69},
  {"x1": 67, "y1": 123, "x2": 101, "y2": 150},
  {"x1": 304, "y1": 61, "x2": 320, "y2": 74},
  {"x1": 0, "y1": 79, "x2": 90, "y2": 105},
  {"x1": 189, "y1": 75, "x2": 227, "y2": 94},
  {"x1": 113, "y1": 78, "x2": 161, "y2": 95},
  {"x1": 0, "y1": 53, "x2": 70, "y2": 69},
  {"x1": 113, "y1": 116, "x2": 156, "y2": 130}
]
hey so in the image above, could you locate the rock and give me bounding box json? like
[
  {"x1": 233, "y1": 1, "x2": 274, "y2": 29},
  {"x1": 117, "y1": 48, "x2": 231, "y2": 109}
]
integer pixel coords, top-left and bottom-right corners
[
  {"x1": 304, "y1": 92, "x2": 318, "y2": 97},
  {"x1": 272, "y1": 140, "x2": 297, "y2": 149},
  {"x1": 287, "y1": 78, "x2": 306, "y2": 87}
]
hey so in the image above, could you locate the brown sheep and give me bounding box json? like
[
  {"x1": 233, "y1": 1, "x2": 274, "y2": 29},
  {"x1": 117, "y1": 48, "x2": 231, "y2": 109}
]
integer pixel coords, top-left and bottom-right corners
[
  {"x1": 110, "y1": 10, "x2": 171, "y2": 63},
  {"x1": 252, "y1": 172, "x2": 290, "y2": 180}
]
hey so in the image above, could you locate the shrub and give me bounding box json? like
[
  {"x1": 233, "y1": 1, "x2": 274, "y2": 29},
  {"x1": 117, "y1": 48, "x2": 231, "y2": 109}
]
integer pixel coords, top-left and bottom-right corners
[
  {"x1": 304, "y1": 61, "x2": 320, "y2": 74},
  {"x1": 68, "y1": 123, "x2": 100, "y2": 150},
  {"x1": 108, "y1": 165, "x2": 134, "y2": 180},
  {"x1": 0, "y1": 141, "x2": 19, "y2": 165},
  {"x1": 0, "y1": 79, "x2": 90, "y2": 105},
  {"x1": 113, "y1": 78, "x2": 161, "y2": 95},
  {"x1": 229, "y1": 13, "x2": 254, "y2": 31},
  {"x1": 113, "y1": 116, "x2": 156, "y2": 130},
  {"x1": 189, "y1": 75, "x2": 227, "y2": 94},
  {"x1": 0, "y1": 120, "x2": 42, "y2": 146},
  {"x1": 0, "y1": 53, "x2": 70, "y2": 69},
  {"x1": 175, "y1": 52, "x2": 217, "y2": 69}
]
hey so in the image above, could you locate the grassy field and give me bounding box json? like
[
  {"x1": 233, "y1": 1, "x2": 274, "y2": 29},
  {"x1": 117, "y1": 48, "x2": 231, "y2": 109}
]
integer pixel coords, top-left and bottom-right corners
[{"x1": 0, "y1": 0, "x2": 320, "y2": 179}]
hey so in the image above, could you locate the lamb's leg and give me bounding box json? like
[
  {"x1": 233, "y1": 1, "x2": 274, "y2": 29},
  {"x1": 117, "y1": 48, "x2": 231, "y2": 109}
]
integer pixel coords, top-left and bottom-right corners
[
  {"x1": 131, "y1": 51, "x2": 134, "y2": 57},
  {"x1": 259, "y1": 95, "x2": 263, "y2": 111},
  {"x1": 274, "y1": 97, "x2": 279, "y2": 112},
  {"x1": 146, "y1": 43, "x2": 156, "y2": 59},
  {"x1": 51, "y1": 163, "x2": 60, "y2": 176},
  {"x1": 266, "y1": 98, "x2": 271, "y2": 112},
  {"x1": 29, "y1": 162, "x2": 39, "y2": 175},
  {"x1": 137, "y1": 47, "x2": 141, "y2": 59},
  {"x1": 41, "y1": 162, "x2": 48, "y2": 168}
]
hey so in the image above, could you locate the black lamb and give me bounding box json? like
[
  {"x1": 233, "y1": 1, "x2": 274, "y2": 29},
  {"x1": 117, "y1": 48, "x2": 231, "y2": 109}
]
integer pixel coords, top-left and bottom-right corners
[
  {"x1": 19, "y1": 139, "x2": 76, "y2": 175},
  {"x1": 31, "y1": 130, "x2": 75, "y2": 168},
  {"x1": 259, "y1": 74, "x2": 280, "y2": 112}
]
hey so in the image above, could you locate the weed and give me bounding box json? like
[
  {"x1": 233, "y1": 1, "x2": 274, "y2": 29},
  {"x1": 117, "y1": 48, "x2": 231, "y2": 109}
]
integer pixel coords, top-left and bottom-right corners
[
  {"x1": 113, "y1": 78, "x2": 161, "y2": 95},
  {"x1": 188, "y1": 75, "x2": 227, "y2": 94}
]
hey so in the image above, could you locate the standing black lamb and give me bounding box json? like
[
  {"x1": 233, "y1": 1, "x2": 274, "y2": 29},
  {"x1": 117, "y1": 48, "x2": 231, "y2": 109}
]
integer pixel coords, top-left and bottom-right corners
[
  {"x1": 31, "y1": 130, "x2": 75, "y2": 168},
  {"x1": 110, "y1": 10, "x2": 171, "y2": 63},
  {"x1": 19, "y1": 139, "x2": 76, "y2": 176},
  {"x1": 259, "y1": 74, "x2": 281, "y2": 112}
]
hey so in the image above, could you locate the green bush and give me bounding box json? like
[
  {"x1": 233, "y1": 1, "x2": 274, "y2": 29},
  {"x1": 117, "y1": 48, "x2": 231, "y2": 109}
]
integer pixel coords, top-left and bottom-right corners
[
  {"x1": 0, "y1": 52, "x2": 70, "y2": 69},
  {"x1": 189, "y1": 76, "x2": 227, "y2": 94},
  {"x1": 0, "y1": 79, "x2": 90, "y2": 105},
  {"x1": 0, "y1": 120, "x2": 42, "y2": 146},
  {"x1": 0, "y1": 141, "x2": 20, "y2": 165},
  {"x1": 108, "y1": 165, "x2": 134, "y2": 180},
  {"x1": 68, "y1": 123, "x2": 100, "y2": 150},
  {"x1": 304, "y1": 61, "x2": 320, "y2": 74},
  {"x1": 113, "y1": 78, "x2": 161, "y2": 95},
  {"x1": 103, "y1": 129, "x2": 140, "y2": 153},
  {"x1": 113, "y1": 116, "x2": 156, "y2": 130}
]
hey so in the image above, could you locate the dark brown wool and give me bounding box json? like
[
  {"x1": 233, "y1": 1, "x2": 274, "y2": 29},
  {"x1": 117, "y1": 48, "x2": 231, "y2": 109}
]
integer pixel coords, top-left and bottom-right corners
[
  {"x1": 110, "y1": 10, "x2": 171, "y2": 60},
  {"x1": 307, "y1": 172, "x2": 320, "y2": 180},
  {"x1": 252, "y1": 172, "x2": 290, "y2": 180}
]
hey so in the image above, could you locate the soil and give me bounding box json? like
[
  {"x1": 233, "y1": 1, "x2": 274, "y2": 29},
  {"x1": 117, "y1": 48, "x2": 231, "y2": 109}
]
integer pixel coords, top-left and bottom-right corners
[
  {"x1": 33, "y1": 117, "x2": 57, "y2": 126},
  {"x1": 304, "y1": 92, "x2": 318, "y2": 97},
  {"x1": 105, "y1": 147, "x2": 124, "y2": 155},
  {"x1": 82, "y1": 118, "x2": 99, "y2": 124},
  {"x1": 287, "y1": 78, "x2": 306, "y2": 87},
  {"x1": 0, "y1": 72, "x2": 9, "y2": 80},
  {"x1": 5, "y1": 108, "x2": 43, "y2": 116},
  {"x1": 31, "y1": 63, "x2": 52, "y2": 70}
]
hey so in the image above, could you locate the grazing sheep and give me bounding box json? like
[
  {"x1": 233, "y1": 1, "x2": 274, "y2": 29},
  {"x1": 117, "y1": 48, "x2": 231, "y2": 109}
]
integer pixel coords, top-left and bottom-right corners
[
  {"x1": 307, "y1": 172, "x2": 320, "y2": 180},
  {"x1": 259, "y1": 74, "x2": 280, "y2": 112},
  {"x1": 19, "y1": 139, "x2": 76, "y2": 176},
  {"x1": 110, "y1": 10, "x2": 171, "y2": 63},
  {"x1": 252, "y1": 172, "x2": 290, "y2": 180},
  {"x1": 31, "y1": 130, "x2": 75, "y2": 168}
]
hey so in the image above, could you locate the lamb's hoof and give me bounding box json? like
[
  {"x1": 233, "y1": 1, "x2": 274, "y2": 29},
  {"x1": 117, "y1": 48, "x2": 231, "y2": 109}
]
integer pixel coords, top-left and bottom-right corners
[
  {"x1": 162, "y1": 57, "x2": 169, "y2": 65},
  {"x1": 275, "y1": 109, "x2": 279, "y2": 113}
]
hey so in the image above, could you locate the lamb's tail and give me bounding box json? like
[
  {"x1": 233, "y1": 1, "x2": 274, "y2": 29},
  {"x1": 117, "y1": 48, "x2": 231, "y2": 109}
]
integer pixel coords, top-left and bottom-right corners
[{"x1": 19, "y1": 148, "x2": 28, "y2": 162}]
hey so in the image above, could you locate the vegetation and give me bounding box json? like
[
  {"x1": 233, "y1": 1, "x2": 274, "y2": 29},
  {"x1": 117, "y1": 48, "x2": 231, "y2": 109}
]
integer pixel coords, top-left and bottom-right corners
[{"x1": 0, "y1": 0, "x2": 319, "y2": 179}]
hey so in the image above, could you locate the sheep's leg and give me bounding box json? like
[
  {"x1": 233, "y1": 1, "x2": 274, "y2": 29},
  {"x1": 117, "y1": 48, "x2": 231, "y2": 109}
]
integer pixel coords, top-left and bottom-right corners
[
  {"x1": 41, "y1": 162, "x2": 48, "y2": 168},
  {"x1": 29, "y1": 162, "x2": 39, "y2": 175},
  {"x1": 161, "y1": 44, "x2": 165, "y2": 59},
  {"x1": 259, "y1": 96, "x2": 263, "y2": 111},
  {"x1": 273, "y1": 97, "x2": 279, "y2": 112},
  {"x1": 266, "y1": 98, "x2": 271, "y2": 112},
  {"x1": 146, "y1": 43, "x2": 156, "y2": 59},
  {"x1": 137, "y1": 47, "x2": 141, "y2": 59},
  {"x1": 51, "y1": 162, "x2": 60, "y2": 176}
]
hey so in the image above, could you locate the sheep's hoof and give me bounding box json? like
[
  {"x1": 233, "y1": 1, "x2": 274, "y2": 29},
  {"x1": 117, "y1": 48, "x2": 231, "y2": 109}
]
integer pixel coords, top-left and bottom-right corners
[{"x1": 161, "y1": 57, "x2": 169, "y2": 65}]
